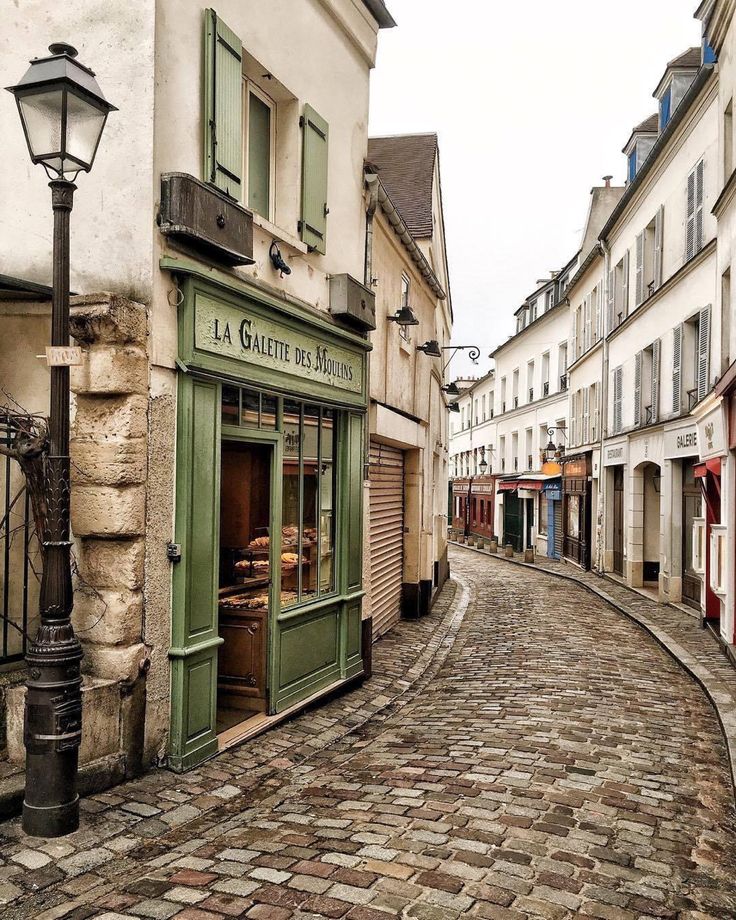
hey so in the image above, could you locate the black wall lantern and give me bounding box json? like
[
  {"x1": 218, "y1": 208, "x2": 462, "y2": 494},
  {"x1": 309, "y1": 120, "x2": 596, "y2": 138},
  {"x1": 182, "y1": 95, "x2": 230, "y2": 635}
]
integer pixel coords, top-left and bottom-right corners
[
  {"x1": 7, "y1": 44, "x2": 115, "y2": 838},
  {"x1": 478, "y1": 446, "x2": 488, "y2": 474},
  {"x1": 417, "y1": 339, "x2": 442, "y2": 357},
  {"x1": 387, "y1": 305, "x2": 419, "y2": 326}
]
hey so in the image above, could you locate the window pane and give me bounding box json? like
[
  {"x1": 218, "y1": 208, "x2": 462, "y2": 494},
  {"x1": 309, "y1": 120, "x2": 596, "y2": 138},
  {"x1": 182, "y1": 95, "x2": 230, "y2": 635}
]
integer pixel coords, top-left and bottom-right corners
[
  {"x1": 319, "y1": 410, "x2": 336, "y2": 594},
  {"x1": 281, "y1": 401, "x2": 301, "y2": 607},
  {"x1": 302, "y1": 406, "x2": 320, "y2": 602},
  {"x1": 261, "y1": 393, "x2": 277, "y2": 430},
  {"x1": 248, "y1": 92, "x2": 271, "y2": 217},
  {"x1": 241, "y1": 389, "x2": 259, "y2": 428},
  {"x1": 222, "y1": 385, "x2": 240, "y2": 426}
]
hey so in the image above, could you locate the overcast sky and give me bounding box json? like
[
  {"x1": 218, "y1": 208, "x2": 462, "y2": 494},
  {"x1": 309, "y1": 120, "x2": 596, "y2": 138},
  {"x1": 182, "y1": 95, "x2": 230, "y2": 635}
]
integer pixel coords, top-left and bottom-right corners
[{"x1": 368, "y1": 0, "x2": 702, "y2": 378}]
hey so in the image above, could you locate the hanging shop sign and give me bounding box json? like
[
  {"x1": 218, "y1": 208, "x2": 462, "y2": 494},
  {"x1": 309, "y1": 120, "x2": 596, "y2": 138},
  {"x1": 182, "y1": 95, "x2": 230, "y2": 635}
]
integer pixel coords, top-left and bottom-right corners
[
  {"x1": 195, "y1": 292, "x2": 363, "y2": 395},
  {"x1": 696, "y1": 403, "x2": 726, "y2": 460},
  {"x1": 663, "y1": 422, "x2": 699, "y2": 459},
  {"x1": 603, "y1": 440, "x2": 628, "y2": 467}
]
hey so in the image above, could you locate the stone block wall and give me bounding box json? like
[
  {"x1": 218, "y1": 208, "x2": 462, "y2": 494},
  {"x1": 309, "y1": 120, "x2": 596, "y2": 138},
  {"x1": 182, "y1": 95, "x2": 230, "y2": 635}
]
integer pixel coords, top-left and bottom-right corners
[{"x1": 69, "y1": 293, "x2": 150, "y2": 774}]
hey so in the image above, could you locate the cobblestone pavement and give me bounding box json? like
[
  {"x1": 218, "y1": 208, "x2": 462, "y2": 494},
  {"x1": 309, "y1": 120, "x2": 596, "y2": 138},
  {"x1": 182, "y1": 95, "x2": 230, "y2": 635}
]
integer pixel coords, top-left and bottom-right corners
[{"x1": 3, "y1": 550, "x2": 736, "y2": 919}]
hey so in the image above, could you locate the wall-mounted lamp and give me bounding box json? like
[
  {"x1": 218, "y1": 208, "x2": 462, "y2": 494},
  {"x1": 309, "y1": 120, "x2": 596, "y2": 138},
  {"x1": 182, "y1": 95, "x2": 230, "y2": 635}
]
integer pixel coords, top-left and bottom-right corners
[
  {"x1": 543, "y1": 426, "x2": 567, "y2": 462},
  {"x1": 417, "y1": 339, "x2": 442, "y2": 357},
  {"x1": 387, "y1": 305, "x2": 419, "y2": 326},
  {"x1": 478, "y1": 446, "x2": 488, "y2": 474},
  {"x1": 269, "y1": 241, "x2": 291, "y2": 276},
  {"x1": 442, "y1": 381, "x2": 460, "y2": 396},
  {"x1": 448, "y1": 402, "x2": 460, "y2": 413},
  {"x1": 653, "y1": 470, "x2": 662, "y2": 493}
]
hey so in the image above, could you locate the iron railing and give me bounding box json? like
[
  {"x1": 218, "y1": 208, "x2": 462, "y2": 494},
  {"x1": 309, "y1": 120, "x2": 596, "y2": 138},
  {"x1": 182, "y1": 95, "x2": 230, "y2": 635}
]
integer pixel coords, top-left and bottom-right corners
[{"x1": 0, "y1": 414, "x2": 37, "y2": 666}]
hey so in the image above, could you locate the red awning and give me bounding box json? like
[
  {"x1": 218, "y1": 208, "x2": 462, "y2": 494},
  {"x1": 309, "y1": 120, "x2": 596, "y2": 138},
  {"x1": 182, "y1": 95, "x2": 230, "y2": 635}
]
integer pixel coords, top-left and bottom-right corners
[
  {"x1": 498, "y1": 479, "x2": 544, "y2": 492},
  {"x1": 694, "y1": 458, "x2": 721, "y2": 478}
]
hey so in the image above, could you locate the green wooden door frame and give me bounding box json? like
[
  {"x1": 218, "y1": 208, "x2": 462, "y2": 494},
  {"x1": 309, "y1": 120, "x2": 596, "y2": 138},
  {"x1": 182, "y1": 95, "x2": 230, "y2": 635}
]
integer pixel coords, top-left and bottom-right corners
[{"x1": 167, "y1": 267, "x2": 370, "y2": 770}]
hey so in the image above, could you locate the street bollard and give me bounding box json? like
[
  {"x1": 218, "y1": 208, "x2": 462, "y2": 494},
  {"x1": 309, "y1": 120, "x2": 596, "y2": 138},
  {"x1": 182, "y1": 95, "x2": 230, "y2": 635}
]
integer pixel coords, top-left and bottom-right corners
[
  {"x1": 524, "y1": 547, "x2": 535, "y2": 563},
  {"x1": 504, "y1": 543, "x2": 514, "y2": 558},
  {"x1": 489, "y1": 538, "x2": 498, "y2": 553}
]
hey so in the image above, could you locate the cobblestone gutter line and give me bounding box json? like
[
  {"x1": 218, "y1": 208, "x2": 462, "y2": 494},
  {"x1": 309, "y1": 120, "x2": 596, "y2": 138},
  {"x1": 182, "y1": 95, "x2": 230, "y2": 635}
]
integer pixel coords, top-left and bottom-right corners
[{"x1": 451, "y1": 540, "x2": 736, "y2": 802}]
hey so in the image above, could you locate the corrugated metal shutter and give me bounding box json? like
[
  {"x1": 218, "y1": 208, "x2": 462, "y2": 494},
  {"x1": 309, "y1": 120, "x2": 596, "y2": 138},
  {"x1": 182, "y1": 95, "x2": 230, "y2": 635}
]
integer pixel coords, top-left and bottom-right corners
[
  {"x1": 554, "y1": 500, "x2": 563, "y2": 557},
  {"x1": 369, "y1": 441, "x2": 404, "y2": 640}
]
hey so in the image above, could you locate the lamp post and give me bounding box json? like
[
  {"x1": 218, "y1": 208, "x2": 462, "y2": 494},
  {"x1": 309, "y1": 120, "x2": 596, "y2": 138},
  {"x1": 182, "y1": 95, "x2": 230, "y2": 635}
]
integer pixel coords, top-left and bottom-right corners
[{"x1": 7, "y1": 43, "x2": 116, "y2": 838}]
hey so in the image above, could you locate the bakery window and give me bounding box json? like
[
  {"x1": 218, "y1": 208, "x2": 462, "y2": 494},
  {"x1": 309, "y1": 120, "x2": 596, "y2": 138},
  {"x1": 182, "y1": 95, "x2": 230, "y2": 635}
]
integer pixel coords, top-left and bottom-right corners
[{"x1": 282, "y1": 401, "x2": 336, "y2": 607}]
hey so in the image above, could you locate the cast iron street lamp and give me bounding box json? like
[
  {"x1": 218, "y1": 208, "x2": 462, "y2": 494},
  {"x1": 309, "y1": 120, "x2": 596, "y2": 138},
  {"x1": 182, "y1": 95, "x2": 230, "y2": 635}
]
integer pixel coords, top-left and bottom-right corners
[{"x1": 7, "y1": 43, "x2": 116, "y2": 837}]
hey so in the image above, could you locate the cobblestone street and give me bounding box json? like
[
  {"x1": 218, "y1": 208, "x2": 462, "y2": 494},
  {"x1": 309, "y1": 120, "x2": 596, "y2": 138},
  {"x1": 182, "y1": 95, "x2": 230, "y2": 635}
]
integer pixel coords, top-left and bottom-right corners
[{"x1": 2, "y1": 546, "x2": 736, "y2": 919}]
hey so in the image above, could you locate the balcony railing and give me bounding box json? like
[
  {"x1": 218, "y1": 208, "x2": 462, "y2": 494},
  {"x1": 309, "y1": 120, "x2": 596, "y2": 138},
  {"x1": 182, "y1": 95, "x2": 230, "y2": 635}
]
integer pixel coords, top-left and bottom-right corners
[
  {"x1": 513, "y1": 396, "x2": 519, "y2": 409},
  {"x1": 513, "y1": 457, "x2": 519, "y2": 471},
  {"x1": 645, "y1": 405, "x2": 653, "y2": 425},
  {"x1": 560, "y1": 374, "x2": 568, "y2": 391},
  {"x1": 502, "y1": 402, "x2": 506, "y2": 413},
  {"x1": 528, "y1": 388, "x2": 534, "y2": 402},
  {"x1": 543, "y1": 381, "x2": 549, "y2": 397},
  {"x1": 687, "y1": 388, "x2": 698, "y2": 410},
  {"x1": 501, "y1": 459, "x2": 506, "y2": 471},
  {"x1": 527, "y1": 454, "x2": 533, "y2": 470}
]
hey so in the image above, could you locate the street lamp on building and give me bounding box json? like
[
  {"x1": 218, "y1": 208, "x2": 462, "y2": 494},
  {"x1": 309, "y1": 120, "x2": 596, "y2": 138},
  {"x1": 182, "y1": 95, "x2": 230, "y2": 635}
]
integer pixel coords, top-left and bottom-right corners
[
  {"x1": 543, "y1": 427, "x2": 567, "y2": 463},
  {"x1": 7, "y1": 44, "x2": 116, "y2": 838},
  {"x1": 478, "y1": 446, "x2": 488, "y2": 475}
]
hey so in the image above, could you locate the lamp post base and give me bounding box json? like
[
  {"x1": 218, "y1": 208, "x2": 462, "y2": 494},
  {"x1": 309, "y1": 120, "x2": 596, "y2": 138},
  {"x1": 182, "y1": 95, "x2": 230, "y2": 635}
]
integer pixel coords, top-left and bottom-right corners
[{"x1": 22, "y1": 794, "x2": 79, "y2": 839}]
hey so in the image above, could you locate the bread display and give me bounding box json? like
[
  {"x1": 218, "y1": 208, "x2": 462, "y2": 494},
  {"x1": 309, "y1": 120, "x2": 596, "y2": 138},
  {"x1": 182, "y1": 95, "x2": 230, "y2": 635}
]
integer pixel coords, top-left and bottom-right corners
[
  {"x1": 248, "y1": 535, "x2": 270, "y2": 549},
  {"x1": 281, "y1": 552, "x2": 307, "y2": 566},
  {"x1": 234, "y1": 558, "x2": 270, "y2": 575}
]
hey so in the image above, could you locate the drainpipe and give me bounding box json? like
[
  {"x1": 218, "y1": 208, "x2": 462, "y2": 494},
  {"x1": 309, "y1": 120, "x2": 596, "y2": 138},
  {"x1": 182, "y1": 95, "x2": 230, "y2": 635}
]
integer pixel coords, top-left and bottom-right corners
[
  {"x1": 598, "y1": 238, "x2": 611, "y2": 574},
  {"x1": 364, "y1": 173, "x2": 379, "y2": 480}
]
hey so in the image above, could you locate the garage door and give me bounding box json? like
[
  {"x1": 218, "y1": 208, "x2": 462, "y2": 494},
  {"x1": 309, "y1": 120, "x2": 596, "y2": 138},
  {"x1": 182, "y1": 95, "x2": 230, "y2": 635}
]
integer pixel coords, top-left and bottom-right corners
[{"x1": 369, "y1": 441, "x2": 405, "y2": 640}]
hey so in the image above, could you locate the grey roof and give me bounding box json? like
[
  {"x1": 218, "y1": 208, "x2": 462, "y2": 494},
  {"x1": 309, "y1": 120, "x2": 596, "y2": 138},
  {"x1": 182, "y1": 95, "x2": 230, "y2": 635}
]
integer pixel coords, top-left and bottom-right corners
[
  {"x1": 633, "y1": 113, "x2": 659, "y2": 134},
  {"x1": 361, "y1": 0, "x2": 396, "y2": 28},
  {"x1": 367, "y1": 133, "x2": 438, "y2": 239},
  {"x1": 667, "y1": 47, "x2": 701, "y2": 69}
]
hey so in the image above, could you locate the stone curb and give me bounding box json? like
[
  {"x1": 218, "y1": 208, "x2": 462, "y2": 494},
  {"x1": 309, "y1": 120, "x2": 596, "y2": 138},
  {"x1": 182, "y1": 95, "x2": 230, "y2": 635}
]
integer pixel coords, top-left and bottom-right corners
[{"x1": 450, "y1": 540, "x2": 736, "y2": 803}]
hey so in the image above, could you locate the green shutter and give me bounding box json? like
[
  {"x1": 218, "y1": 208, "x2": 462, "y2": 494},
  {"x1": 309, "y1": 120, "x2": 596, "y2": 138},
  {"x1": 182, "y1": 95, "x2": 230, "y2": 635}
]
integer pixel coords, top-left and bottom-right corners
[
  {"x1": 169, "y1": 374, "x2": 222, "y2": 771},
  {"x1": 203, "y1": 9, "x2": 243, "y2": 199},
  {"x1": 300, "y1": 104, "x2": 329, "y2": 254}
]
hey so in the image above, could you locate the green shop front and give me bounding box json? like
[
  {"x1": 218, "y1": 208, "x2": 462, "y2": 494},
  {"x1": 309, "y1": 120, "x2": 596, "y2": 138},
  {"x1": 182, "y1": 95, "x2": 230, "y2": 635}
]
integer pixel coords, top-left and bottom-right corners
[{"x1": 168, "y1": 266, "x2": 368, "y2": 771}]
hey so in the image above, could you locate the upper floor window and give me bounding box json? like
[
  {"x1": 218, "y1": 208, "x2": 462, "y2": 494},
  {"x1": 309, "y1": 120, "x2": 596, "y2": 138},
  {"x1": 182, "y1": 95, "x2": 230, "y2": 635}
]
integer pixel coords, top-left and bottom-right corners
[
  {"x1": 529, "y1": 300, "x2": 538, "y2": 322},
  {"x1": 659, "y1": 86, "x2": 672, "y2": 130},
  {"x1": 628, "y1": 150, "x2": 637, "y2": 183},
  {"x1": 204, "y1": 10, "x2": 329, "y2": 253},
  {"x1": 399, "y1": 273, "x2": 411, "y2": 341},
  {"x1": 545, "y1": 289, "x2": 554, "y2": 311},
  {"x1": 686, "y1": 160, "x2": 705, "y2": 261},
  {"x1": 244, "y1": 82, "x2": 275, "y2": 219}
]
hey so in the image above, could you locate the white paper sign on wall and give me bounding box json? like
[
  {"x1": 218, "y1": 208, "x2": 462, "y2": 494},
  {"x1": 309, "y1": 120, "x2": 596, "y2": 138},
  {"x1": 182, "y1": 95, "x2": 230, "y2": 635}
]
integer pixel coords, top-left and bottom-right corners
[{"x1": 43, "y1": 346, "x2": 83, "y2": 366}]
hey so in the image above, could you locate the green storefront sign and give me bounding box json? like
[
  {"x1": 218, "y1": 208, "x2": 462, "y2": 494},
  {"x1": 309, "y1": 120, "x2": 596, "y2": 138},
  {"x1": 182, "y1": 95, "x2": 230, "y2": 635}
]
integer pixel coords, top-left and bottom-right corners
[{"x1": 166, "y1": 259, "x2": 369, "y2": 771}]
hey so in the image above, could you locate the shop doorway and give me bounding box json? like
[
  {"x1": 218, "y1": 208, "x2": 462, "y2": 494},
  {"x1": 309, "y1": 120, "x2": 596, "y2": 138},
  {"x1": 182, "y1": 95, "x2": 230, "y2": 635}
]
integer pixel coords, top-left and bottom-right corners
[
  {"x1": 217, "y1": 440, "x2": 273, "y2": 734},
  {"x1": 682, "y1": 460, "x2": 703, "y2": 610},
  {"x1": 504, "y1": 493, "x2": 523, "y2": 552},
  {"x1": 642, "y1": 462, "x2": 661, "y2": 584},
  {"x1": 613, "y1": 466, "x2": 624, "y2": 575}
]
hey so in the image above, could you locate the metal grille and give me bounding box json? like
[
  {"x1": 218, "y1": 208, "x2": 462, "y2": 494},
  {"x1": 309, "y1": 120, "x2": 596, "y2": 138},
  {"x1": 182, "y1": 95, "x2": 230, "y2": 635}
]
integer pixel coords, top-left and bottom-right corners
[{"x1": 0, "y1": 415, "x2": 37, "y2": 665}]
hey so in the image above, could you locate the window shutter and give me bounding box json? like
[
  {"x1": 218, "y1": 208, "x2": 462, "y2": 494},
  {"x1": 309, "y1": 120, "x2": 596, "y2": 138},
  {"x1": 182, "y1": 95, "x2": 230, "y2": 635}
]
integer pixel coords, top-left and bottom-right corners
[
  {"x1": 572, "y1": 308, "x2": 578, "y2": 359},
  {"x1": 635, "y1": 232, "x2": 645, "y2": 306},
  {"x1": 622, "y1": 250, "x2": 630, "y2": 319},
  {"x1": 570, "y1": 391, "x2": 577, "y2": 445},
  {"x1": 583, "y1": 387, "x2": 590, "y2": 443},
  {"x1": 300, "y1": 104, "x2": 329, "y2": 254},
  {"x1": 698, "y1": 304, "x2": 711, "y2": 401},
  {"x1": 651, "y1": 339, "x2": 660, "y2": 424},
  {"x1": 634, "y1": 351, "x2": 642, "y2": 427},
  {"x1": 654, "y1": 205, "x2": 664, "y2": 289},
  {"x1": 695, "y1": 159, "x2": 705, "y2": 254},
  {"x1": 203, "y1": 9, "x2": 243, "y2": 199},
  {"x1": 613, "y1": 367, "x2": 623, "y2": 434},
  {"x1": 672, "y1": 323, "x2": 683, "y2": 414},
  {"x1": 592, "y1": 384, "x2": 600, "y2": 440},
  {"x1": 686, "y1": 168, "x2": 696, "y2": 261},
  {"x1": 607, "y1": 269, "x2": 615, "y2": 333}
]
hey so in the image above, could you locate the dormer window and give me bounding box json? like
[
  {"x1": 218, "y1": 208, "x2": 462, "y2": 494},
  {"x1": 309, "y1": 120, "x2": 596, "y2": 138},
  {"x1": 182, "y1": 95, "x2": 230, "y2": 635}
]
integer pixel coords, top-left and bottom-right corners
[
  {"x1": 659, "y1": 85, "x2": 672, "y2": 130},
  {"x1": 628, "y1": 150, "x2": 637, "y2": 183}
]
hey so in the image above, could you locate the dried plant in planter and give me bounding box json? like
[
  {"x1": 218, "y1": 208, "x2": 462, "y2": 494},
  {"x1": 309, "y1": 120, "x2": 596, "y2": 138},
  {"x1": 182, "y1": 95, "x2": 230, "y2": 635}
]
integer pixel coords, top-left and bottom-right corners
[{"x1": 0, "y1": 408, "x2": 50, "y2": 556}]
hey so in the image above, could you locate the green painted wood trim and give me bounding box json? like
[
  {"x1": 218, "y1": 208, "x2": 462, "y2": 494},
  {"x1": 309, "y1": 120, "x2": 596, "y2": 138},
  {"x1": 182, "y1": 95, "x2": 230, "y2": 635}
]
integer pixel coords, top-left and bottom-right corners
[
  {"x1": 169, "y1": 636, "x2": 224, "y2": 659},
  {"x1": 161, "y1": 255, "x2": 371, "y2": 352},
  {"x1": 203, "y1": 9, "x2": 243, "y2": 198},
  {"x1": 169, "y1": 374, "x2": 222, "y2": 769},
  {"x1": 174, "y1": 273, "x2": 368, "y2": 409},
  {"x1": 300, "y1": 104, "x2": 329, "y2": 254}
]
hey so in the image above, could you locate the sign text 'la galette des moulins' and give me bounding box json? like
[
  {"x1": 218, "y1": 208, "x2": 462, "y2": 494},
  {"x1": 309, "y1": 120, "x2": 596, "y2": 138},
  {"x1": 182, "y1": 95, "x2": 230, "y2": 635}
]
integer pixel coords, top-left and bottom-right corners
[{"x1": 194, "y1": 293, "x2": 363, "y2": 394}]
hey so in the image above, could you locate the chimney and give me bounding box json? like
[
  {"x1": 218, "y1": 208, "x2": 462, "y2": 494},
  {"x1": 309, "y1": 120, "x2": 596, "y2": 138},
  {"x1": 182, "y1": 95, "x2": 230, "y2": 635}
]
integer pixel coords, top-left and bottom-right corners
[{"x1": 603, "y1": 175, "x2": 613, "y2": 188}]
